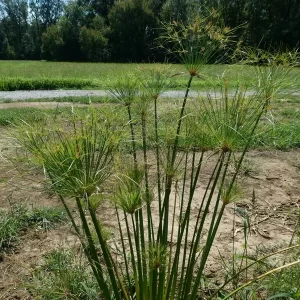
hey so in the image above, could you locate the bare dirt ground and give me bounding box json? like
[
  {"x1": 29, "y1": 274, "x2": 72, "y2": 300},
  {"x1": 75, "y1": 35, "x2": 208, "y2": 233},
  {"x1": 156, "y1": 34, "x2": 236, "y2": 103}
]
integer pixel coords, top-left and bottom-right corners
[{"x1": 0, "y1": 125, "x2": 300, "y2": 299}]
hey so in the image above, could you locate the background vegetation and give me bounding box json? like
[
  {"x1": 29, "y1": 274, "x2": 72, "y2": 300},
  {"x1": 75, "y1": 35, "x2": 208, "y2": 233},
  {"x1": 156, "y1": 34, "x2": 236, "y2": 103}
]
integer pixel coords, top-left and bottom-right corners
[{"x1": 0, "y1": 0, "x2": 299, "y2": 62}]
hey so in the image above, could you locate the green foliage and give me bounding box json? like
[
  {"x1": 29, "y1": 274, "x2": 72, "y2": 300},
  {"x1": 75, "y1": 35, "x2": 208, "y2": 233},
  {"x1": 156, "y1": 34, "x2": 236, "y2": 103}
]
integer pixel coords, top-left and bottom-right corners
[
  {"x1": 28, "y1": 249, "x2": 99, "y2": 299},
  {"x1": 41, "y1": 24, "x2": 64, "y2": 60},
  {"x1": 0, "y1": 108, "x2": 45, "y2": 126},
  {"x1": 0, "y1": 76, "x2": 93, "y2": 91},
  {"x1": 264, "y1": 264, "x2": 300, "y2": 299},
  {"x1": 234, "y1": 47, "x2": 299, "y2": 106},
  {"x1": 258, "y1": 122, "x2": 300, "y2": 150},
  {"x1": 0, "y1": 204, "x2": 66, "y2": 252},
  {"x1": 79, "y1": 27, "x2": 108, "y2": 62},
  {"x1": 1, "y1": 0, "x2": 300, "y2": 61},
  {"x1": 160, "y1": 11, "x2": 235, "y2": 75},
  {"x1": 108, "y1": 0, "x2": 158, "y2": 61},
  {"x1": 0, "y1": 206, "x2": 23, "y2": 251},
  {"x1": 18, "y1": 111, "x2": 118, "y2": 198},
  {"x1": 14, "y1": 22, "x2": 269, "y2": 298},
  {"x1": 0, "y1": 60, "x2": 299, "y2": 91}
]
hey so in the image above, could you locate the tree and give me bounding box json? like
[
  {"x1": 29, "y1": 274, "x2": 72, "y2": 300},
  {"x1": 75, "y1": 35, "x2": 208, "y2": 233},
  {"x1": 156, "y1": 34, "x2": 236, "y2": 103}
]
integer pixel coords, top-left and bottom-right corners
[
  {"x1": 29, "y1": 0, "x2": 65, "y2": 28},
  {"x1": 0, "y1": 27, "x2": 10, "y2": 58},
  {"x1": 77, "y1": 0, "x2": 115, "y2": 19},
  {"x1": 79, "y1": 26, "x2": 108, "y2": 61},
  {"x1": 108, "y1": 0, "x2": 158, "y2": 62},
  {"x1": 161, "y1": 0, "x2": 193, "y2": 23},
  {"x1": 41, "y1": 24, "x2": 64, "y2": 60},
  {"x1": 0, "y1": 0, "x2": 32, "y2": 59},
  {"x1": 247, "y1": 0, "x2": 300, "y2": 48}
]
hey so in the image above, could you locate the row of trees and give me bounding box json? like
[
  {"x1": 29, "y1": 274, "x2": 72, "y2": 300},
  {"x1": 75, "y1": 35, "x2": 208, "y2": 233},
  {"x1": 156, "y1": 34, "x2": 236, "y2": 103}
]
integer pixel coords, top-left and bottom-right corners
[{"x1": 0, "y1": 0, "x2": 299, "y2": 62}]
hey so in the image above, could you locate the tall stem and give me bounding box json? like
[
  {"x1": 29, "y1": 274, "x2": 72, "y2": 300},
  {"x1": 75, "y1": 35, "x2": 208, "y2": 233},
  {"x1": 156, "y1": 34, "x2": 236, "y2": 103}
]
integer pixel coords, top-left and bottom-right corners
[
  {"x1": 141, "y1": 112, "x2": 154, "y2": 243},
  {"x1": 127, "y1": 105, "x2": 137, "y2": 170},
  {"x1": 154, "y1": 98, "x2": 162, "y2": 214},
  {"x1": 159, "y1": 75, "x2": 194, "y2": 245}
]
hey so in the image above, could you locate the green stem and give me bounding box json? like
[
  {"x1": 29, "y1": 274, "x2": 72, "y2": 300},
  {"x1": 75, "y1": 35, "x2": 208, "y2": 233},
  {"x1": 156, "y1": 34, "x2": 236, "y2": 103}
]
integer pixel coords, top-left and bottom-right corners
[
  {"x1": 57, "y1": 195, "x2": 106, "y2": 293},
  {"x1": 124, "y1": 212, "x2": 139, "y2": 298},
  {"x1": 141, "y1": 112, "x2": 154, "y2": 243},
  {"x1": 127, "y1": 105, "x2": 138, "y2": 170},
  {"x1": 154, "y1": 98, "x2": 162, "y2": 214},
  {"x1": 131, "y1": 212, "x2": 144, "y2": 300},
  {"x1": 87, "y1": 199, "x2": 125, "y2": 300},
  {"x1": 159, "y1": 75, "x2": 194, "y2": 246},
  {"x1": 116, "y1": 207, "x2": 131, "y2": 294},
  {"x1": 222, "y1": 260, "x2": 300, "y2": 300},
  {"x1": 209, "y1": 244, "x2": 300, "y2": 299},
  {"x1": 171, "y1": 75, "x2": 194, "y2": 164},
  {"x1": 75, "y1": 197, "x2": 111, "y2": 298},
  {"x1": 182, "y1": 152, "x2": 225, "y2": 298}
]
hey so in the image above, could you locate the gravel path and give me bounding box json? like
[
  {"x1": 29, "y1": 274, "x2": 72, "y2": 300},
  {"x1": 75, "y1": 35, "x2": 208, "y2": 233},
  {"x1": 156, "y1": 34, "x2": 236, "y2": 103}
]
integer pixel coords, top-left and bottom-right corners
[
  {"x1": 0, "y1": 89, "x2": 298, "y2": 106},
  {"x1": 0, "y1": 90, "x2": 200, "y2": 101}
]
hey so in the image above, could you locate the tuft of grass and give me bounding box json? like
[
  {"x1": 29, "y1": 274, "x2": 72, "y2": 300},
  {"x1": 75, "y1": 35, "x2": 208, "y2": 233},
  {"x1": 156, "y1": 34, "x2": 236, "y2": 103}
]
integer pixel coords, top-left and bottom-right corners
[
  {"x1": 0, "y1": 204, "x2": 67, "y2": 252},
  {"x1": 0, "y1": 209, "x2": 22, "y2": 251},
  {"x1": 0, "y1": 108, "x2": 47, "y2": 126},
  {"x1": 255, "y1": 122, "x2": 300, "y2": 150},
  {"x1": 264, "y1": 263, "x2": 300, "y2": 299},
  {"x1": 27, "y1": 249, "x2": 99, "y2": 299}
]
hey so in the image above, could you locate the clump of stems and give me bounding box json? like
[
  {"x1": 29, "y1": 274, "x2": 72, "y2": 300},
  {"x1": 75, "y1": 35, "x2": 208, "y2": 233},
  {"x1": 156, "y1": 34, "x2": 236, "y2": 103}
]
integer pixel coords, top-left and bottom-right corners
[{"x1": 13, "y1": 15, "x2": 292, "y2": 300}]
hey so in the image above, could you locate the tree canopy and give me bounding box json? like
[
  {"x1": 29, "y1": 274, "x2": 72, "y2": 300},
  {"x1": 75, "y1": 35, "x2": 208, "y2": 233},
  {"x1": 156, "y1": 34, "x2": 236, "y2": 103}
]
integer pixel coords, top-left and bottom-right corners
[{"x1": 0, "y1": 0, "x2": 299, "y2": 62}]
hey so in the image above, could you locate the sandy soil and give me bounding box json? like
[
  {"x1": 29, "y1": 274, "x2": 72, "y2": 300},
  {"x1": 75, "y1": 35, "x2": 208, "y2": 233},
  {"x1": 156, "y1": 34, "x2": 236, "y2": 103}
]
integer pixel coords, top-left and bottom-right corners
[{"x1": 0, "y1": 127, "x2": 300, "y2": 298}]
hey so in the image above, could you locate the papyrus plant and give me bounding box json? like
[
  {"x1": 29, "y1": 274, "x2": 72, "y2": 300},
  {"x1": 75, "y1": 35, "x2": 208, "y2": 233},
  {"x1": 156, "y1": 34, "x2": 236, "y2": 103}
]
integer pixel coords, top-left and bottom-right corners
[
  {"x1": 14, "y1": 17, "x2": 268, "y2": 300},
  {"x1": 234, "y1": 46, "x2": 300, "y2": 108}
]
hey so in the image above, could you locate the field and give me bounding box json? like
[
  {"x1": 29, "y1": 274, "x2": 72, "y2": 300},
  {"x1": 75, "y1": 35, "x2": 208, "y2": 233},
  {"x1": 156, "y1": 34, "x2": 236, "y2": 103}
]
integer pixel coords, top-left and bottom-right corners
[
  {"x1": 1, "y1": 60, "x2": 300, "y2": 91},
  {"x1": 0, "y1": 61, "x2": 300, "y2": 299}
]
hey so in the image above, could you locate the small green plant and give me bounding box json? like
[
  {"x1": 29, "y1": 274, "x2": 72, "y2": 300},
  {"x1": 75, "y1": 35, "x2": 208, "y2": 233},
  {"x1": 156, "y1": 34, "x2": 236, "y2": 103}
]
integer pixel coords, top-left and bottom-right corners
[
  {"x1": 0, "y1": 204, "x2": 66, "y2": 252},
  {"x1": 0, "y1": 108, "x2": 47, "y2": 126},
  {"x1": 296, "y1": 158, "x2": 300, "y2": 171},
  {"x1": 0, "y1": 207, "x2": 23, "y2": 251},
  {"x1": 27, "y1": 249, "x2": 99, "y2": 299}
]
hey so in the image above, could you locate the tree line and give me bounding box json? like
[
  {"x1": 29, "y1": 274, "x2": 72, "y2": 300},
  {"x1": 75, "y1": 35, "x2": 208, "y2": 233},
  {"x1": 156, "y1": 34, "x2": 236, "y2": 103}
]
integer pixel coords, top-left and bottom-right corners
[{"x1": 0, "y1": 0, "x2": 299, "y2": 62}]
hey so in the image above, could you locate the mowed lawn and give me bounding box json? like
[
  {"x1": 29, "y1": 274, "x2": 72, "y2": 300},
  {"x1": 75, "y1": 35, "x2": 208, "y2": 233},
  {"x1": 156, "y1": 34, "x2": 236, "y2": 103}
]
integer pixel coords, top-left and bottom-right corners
[{"x1": 1, "y1": 60, "x2": 299, "y2": 90}]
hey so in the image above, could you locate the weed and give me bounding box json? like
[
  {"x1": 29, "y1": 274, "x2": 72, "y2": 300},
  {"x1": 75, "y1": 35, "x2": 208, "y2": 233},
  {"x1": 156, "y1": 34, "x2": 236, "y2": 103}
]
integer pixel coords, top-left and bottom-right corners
[
  {"x1": 15, "y1": 40, "x2": 267, "y2": 300},
  {"x1": 0, "y1": 108, "x2": 46, "y2": 126},
  {"x1": 296, "y1": 158, "x2": 300, "y2": 171},
  {"x1": 0, "y1": 208, "x2": 22, "y2": 250},
  {"x1": 0, "y1": 204, "x2": 67, "y2": 252},
  {"x1": 27, "y1": 249, "x2": 100, "y2": 299}
]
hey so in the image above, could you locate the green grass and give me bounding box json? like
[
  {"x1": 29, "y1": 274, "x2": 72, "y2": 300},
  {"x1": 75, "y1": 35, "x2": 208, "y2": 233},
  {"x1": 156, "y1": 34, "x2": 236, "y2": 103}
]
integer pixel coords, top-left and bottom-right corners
[
  {"x1": 27, "y1": 249, "x2": 99, "y2": 299},
  {"x1": 0, "y1": 204, "x2": 67, "y2": 252},
  {"x1": 1, "y1": 94, "x2": 299, "y2": 150},
  {"x1": 0, "y1": 107, "x2": 52, "y2": 125},
  {"x1": 1, "y1": 60, "x2": 299, "y2": 90},
  {"x1": 0, "y1": 77, "x2": 94, "y2": 91}
]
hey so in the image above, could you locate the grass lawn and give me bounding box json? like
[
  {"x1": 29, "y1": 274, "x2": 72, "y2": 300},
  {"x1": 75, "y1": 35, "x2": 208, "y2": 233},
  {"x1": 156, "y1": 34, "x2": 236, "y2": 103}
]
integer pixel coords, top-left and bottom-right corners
[{"x1": 1, "y1": 60, "x2": 299, "y2": 90}]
